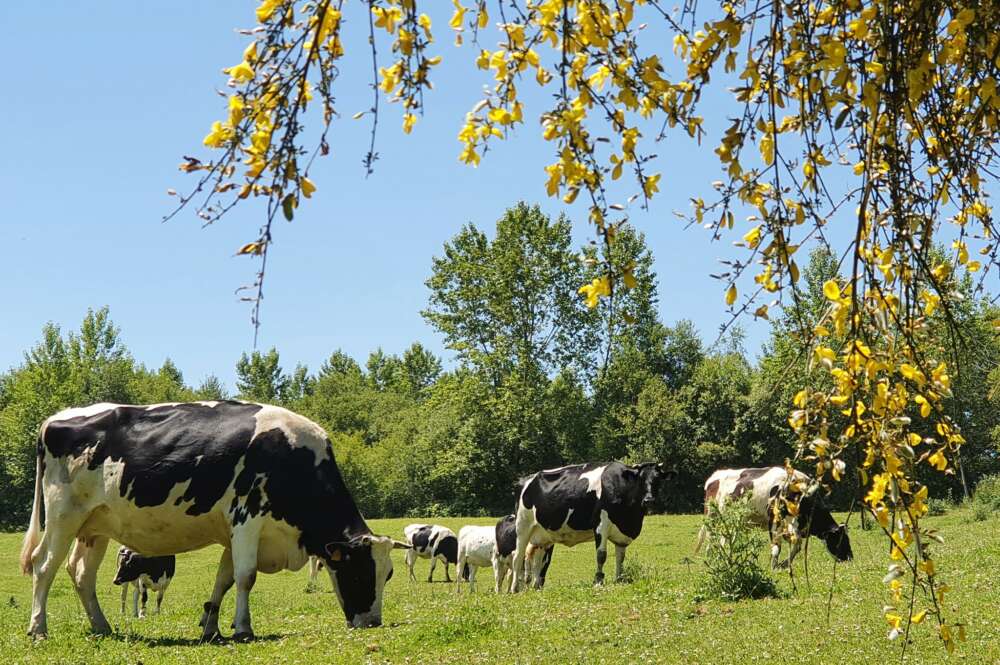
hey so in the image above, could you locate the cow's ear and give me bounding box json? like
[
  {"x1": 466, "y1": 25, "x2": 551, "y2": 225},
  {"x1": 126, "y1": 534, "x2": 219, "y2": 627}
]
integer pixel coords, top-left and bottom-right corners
[
  {"x1": 392, "y1": 539, "x2": 411, "y2": 550},
  {"x1": 325, "y1": 543, "x2": 346, "y2": 561}
]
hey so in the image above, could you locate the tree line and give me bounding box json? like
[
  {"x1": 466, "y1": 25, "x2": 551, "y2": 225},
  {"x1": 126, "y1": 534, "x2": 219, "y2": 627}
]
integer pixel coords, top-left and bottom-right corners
[{"x1": 2, "y1": 203, "x2": 998, "y2": 528}]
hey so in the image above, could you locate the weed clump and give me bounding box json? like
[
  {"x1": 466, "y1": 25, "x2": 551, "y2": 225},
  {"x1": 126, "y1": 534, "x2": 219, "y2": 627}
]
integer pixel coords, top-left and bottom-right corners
[{"x1": 697, "y1": 495, "x2": 779, "y2": 601}]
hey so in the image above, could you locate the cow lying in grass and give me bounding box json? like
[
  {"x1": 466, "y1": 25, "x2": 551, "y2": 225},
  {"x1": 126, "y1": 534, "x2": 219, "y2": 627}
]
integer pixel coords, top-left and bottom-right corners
[{"x1": 695, "y1": 466, "x2": 853, "y2": 569}]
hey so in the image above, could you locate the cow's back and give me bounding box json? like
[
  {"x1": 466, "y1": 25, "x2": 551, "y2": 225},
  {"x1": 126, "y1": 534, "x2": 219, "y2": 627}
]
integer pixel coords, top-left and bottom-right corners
[{"x1": 705, "y1": 467, "x2": 805, "y2": 525}]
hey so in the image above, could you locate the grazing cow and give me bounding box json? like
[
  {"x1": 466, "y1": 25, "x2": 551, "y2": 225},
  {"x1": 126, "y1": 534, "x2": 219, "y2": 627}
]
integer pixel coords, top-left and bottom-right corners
[
  {"x1": 113, "y1": 546, "x2": 175, "y2": 617},
  {"x1": 19, "y1": 401, "x2": 408, "y2": 640},
  {"x1": 403, "y1": 524, "x2": 457, "y2": 582},
  {"x1": 511, "y1": 462, "x2": 668, "y2": 591},
  {"x1": 493, "y1": 514, "x2": 553, "y2": 593},
  {"x1": 695, "y1": 466, "x2": 853, "y2": 569}
]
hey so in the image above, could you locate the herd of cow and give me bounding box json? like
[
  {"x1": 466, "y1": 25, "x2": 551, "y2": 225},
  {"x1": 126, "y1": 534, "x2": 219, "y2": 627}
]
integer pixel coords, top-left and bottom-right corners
[{"x1": 17, "y1": 401, "x2": 853, "y2": 641}]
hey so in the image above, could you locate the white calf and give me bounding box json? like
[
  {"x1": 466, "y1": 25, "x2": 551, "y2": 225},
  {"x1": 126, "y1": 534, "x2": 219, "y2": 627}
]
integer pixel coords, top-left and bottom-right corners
[{"x1": 455, "y1": 526, "x2": 495, "y2": 593}]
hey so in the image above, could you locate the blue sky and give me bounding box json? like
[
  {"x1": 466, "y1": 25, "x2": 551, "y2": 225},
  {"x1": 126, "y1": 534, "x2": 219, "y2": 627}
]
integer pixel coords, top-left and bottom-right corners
[{"x1": 3, "y1": 2, "x2": 795, "y2": 390}]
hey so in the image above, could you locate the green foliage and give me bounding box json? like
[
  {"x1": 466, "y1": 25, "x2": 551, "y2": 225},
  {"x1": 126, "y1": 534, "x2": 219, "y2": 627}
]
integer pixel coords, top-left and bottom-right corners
[
  {"x1": 970, "y1": 475, "x2": 1000, "y2": 514},
  {"x1": 698, "y1": 497, "x2": 779, "y2": 601},
  {"x1": 235, "y1": 348, "x2": 288, "y2": 402}
]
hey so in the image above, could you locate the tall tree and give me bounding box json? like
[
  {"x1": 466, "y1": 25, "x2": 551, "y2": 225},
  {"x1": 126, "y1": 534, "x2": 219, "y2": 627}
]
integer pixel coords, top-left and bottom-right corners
[
  {"x1": 235, "y1": 348, "x2": 287, "y2": 403},
  {"x1": 424, "y1": 202, "x2": 597, "y2": 383}
]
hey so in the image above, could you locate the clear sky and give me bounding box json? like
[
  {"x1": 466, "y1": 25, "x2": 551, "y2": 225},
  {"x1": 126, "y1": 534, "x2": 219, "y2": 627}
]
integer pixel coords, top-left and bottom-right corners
[{"x1": 3, "y1": 2, "x2": 785, "y2": 390}]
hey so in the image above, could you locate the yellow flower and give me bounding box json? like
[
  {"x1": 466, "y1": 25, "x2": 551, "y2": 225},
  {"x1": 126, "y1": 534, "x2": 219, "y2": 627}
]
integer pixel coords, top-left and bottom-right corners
[
  {"x1": 256, "y1": 0, "x2": 283, "y2": 23},
  {"x1": 402, "y1": 113, "x2": 417, "y2": 134},
  {"x1": 300, "y1": 177, "x2": 316, "y2": 198},
  {"x1": 578, "y1": 276, "x2": 611, "y2": 308},
  {"x1": 823, "y1": 279, "x2": 841, "y2": 301},
  {"x1": 225, "y1": 61, "x2": 255, "y2": 82},
  {"x1": 203, "y1": 121, "x2": 233, "y2": 148}
]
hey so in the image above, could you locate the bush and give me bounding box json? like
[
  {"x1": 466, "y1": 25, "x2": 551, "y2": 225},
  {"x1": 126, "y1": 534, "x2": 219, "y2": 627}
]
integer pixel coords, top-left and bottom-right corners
[
  {"x1": 927, "y1": 490, "x2": 954, "y2": 517},
  {"x1": 972, "y1": 474, "x2": 1000, "y2": 512},
  {"x1": 697, "y1": 495, "x2": 780, "y2": 601}
]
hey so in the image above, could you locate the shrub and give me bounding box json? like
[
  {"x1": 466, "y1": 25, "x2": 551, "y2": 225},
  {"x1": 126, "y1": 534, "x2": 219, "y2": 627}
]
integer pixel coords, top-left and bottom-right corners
[
  {"x1": 697, "y1": 494, "x2": 780, "y2": 601},
  {"x1": 972, "y1": 474, "x2": 1000, "y2": 512}
]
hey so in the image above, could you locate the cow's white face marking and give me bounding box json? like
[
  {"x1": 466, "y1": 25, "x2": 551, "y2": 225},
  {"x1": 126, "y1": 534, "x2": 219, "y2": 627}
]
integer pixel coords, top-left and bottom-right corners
[{"x1": 580, "y1": 466, "x2": 606, "y2": 499}]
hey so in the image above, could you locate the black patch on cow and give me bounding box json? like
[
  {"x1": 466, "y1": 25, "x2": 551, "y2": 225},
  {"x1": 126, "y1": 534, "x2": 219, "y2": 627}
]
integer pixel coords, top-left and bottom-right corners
[
  {"x1": 113, "y1": 548, "x2": 176, "y2": 586},
  {"x1": 435, "y1": 535, "x2": 458, "y2": 565},
  {"x1": 409, "y1": 526, "x2": 432, "y2": 553},
  {"x1": 41, "y1": 401, "x2": 378, "y2": 624},
  {"x1": 495, "y1": 515, "x2": 516, "y2": 558},
  {"x1": 522, "y1": 464, "x2": 603, "y2": 533},
  {"x1": 732, "y1": 467, "x2": 770, "y2": 499}
]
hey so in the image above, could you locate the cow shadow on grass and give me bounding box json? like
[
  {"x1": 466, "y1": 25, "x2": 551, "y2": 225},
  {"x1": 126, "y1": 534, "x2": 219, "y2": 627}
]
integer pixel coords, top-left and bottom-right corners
[{"x1": 104, "y1": 632, "x2": 286, "y2": 647}]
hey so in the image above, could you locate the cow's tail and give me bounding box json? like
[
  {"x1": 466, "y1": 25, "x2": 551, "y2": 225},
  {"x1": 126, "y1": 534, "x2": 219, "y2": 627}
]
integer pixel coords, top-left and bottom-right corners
[
  {"x1": 20, "y1": 450, "x2": 44, "y2": 575},
  {"x1": 461, "y1": 563, "x2": 471, "y2": 581}
]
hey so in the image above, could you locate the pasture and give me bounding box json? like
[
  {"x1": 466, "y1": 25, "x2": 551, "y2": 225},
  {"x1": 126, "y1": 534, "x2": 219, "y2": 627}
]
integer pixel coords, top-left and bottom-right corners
[{"x1": 1, "y1": 511, "x2": 995, "y2": 664}]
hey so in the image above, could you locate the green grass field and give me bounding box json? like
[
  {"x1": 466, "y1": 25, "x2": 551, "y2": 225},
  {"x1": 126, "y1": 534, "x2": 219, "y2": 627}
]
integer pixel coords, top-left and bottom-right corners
[{"x1": 1, "y1": 510, "x2": 995, "y2": 664}]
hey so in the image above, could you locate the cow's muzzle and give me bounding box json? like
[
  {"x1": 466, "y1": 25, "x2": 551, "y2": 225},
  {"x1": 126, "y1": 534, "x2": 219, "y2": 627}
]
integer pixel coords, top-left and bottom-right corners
[{"x1": 349, "y1": 612, "x2": 382, "y2": 628}]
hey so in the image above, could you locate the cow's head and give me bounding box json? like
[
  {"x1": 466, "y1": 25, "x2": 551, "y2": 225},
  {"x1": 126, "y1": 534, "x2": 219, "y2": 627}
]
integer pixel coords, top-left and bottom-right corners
[
  {"x1": 325, "y1": 535, "x2": 409, "y2": 628},
  {"x1": 821, "y1": 523, "x2": 853, "y2": 562},
  {"x1": 635, "y1": 462, "x2": 673, "y2": 510},
  {"x1": 113, "y1": 548, "x2": 134, "y2": 586}
]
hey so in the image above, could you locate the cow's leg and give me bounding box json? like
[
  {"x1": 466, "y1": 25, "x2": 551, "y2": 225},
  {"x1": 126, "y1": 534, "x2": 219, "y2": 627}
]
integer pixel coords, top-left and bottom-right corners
[
  {"x1": 231, "y1": 523, "x2": 262, "y2": 641},
  {"x1": 27, "y1": 519, "x2": 83, "y2": 638},
  {"x1": 66, "y1": 536, "x2": 111, "y2": 635},
  {"x1": 455, "y1": 552, "x2": 465, "y2": 594},
  {"x1": 199, "y1": 548, "x2": 234, "y2": 642},
  {"x1": 593, "y1": 512, "x2": 612, "y2": 585},
  {"x1": 132, "y1": 585, "x2": 140, "y2": 618},
  {"x1": 405, "y1": 549, "x2": 417, "y2": 582},
  {"x1": 468, "y1": 565, "x2": 477, "y2": 593},
  {"x1": 694, "y1": 525, "x2": 708, "y2": 554},
  {"x1": 120, "y1": 585, "x2": 128, "y2": 615},
  {"x1": 443, "y1": 558, "x2": 452, "y2": 583},
  {"x1": 614, "y1": 543, "x2": 628, "y2": 582},
  {"x1": 306, "y1": 557, "x2": 320, "y2": 592},
  {"x1": 784, "y1": 537, "x2": 803, "y2": 569},
  {"x1": 492, "y1": 553, "x2": 507, "y2": 594},
  {"x1": 510, "y1": 512, "x2": 534, "y2": 593},
  {"x1": 139, "y1": 584, "x2": 149, "y2": 619},
  {"x1": 427, "y1": 556, "x2": 437, "y2": 582},
  {"x1": 156, "y1": 580, "x2": 168, "y2": 614},
  {"x1": 538, "y1": 546, "x2": 554, "y2": 588},
  {"x1": 770, "y1": 541, "x2": 782, "y2": 569}
]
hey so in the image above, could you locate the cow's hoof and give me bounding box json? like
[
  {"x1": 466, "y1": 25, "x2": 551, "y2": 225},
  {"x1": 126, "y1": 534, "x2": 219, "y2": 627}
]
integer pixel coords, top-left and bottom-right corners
[
  {"x1": 91, "y1": 623, "x2": 113, "y2": 636},
  {"x1": 199, "y1": 629, "x2": 223, "y2": 644},
  {"x1": 593, "y1": 574, "x2": 606, "y2": 586},
  {"x1": 233, "y1": 631, "x2": 255, "y2": 643},
  {"x1": 27, "y1": 630, "x2": 48, "y2": 641}
]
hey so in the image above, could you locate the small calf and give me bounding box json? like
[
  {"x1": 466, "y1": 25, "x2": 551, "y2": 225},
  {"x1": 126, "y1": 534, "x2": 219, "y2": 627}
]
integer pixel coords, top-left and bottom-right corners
[
  {"x1": 113, "y1": 547, "x2": 175, "y2": 617},
  {"x1": 493, "y1": 514, "x2": 553, "y2": 592},
  {"x1": 403, "y1": 524, "x2": 458, "y2": 582}
]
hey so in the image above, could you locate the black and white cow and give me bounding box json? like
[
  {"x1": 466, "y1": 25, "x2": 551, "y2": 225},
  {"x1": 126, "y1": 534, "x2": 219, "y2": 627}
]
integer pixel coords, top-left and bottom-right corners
[
  {"x1": 493, "y1": 514, "x2": 553, "y2": 593},
  {"x1": 694, "y1": 466, "x2": 852, "y2": 569},
  {"x1": 113, "y1": 547, "x2": 175, "y2": 617},
  {"x1": 402, "y1": 524, "x2": 457, "y2": 582},
  {"x1": 19, "y1": 401, "x2": 408, "y2": 640},
  {"x1": 511, "y1": 462, "x2": 669, "y2": 591}
]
